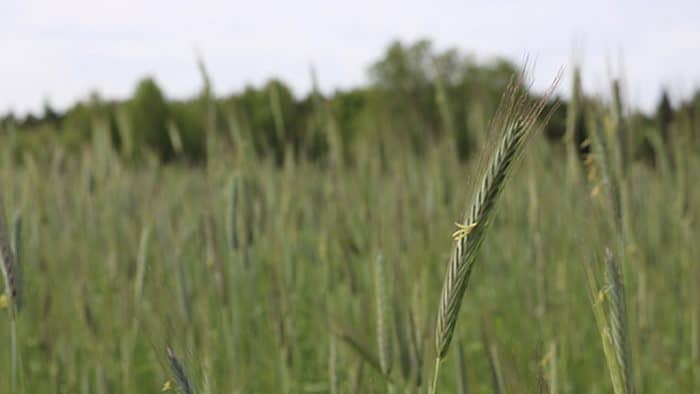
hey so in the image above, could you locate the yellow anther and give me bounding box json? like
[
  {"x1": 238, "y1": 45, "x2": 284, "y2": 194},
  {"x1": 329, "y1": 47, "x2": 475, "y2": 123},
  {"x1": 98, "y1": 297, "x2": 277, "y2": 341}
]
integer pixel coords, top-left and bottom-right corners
[
  {"x1": 452, "y1": 222, "x2": 477, "y2": 242},
  {"x1": 162, "y1": 380, "x2": 174, "y2": 391}
]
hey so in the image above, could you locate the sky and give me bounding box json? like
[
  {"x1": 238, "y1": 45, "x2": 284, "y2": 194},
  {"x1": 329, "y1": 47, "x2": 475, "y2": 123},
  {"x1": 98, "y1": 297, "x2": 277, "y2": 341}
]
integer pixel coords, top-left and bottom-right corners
[{"x1": 1, "y1": 0, "x2": 699, "y2": 116}]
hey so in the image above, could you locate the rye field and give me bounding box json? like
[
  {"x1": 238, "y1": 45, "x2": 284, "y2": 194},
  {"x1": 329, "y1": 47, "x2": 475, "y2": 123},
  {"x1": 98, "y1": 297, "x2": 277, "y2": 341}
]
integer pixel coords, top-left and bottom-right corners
[{"x1": 0, "y1": 73, "x2": 699, "y2": 394}]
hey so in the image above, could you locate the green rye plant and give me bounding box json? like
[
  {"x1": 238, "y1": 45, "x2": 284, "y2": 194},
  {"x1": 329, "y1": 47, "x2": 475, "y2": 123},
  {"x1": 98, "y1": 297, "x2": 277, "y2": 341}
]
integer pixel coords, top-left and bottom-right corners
[{"x1": 431, "y1": 73, "x2": 559, "y2": 393}]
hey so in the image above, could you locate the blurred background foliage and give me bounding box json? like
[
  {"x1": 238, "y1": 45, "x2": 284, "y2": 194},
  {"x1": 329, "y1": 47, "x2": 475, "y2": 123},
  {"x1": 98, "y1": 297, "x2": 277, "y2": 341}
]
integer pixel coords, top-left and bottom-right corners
[{"x1": 3, "y1": 39, "x2": 698, "y2": 168}]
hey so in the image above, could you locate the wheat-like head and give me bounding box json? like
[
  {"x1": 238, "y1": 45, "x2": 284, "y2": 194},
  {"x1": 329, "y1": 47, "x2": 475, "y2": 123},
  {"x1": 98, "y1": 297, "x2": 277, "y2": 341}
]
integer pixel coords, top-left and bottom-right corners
[
  {"x1": 166, "y1": 346, "x2": 195, "y2": 394},
  {"x1": 605, "y1": 247, "x2": 634, "y2": 394},
  {"x1": 374, "y1": 252, "x2": 392, "y2": 376},
  {"x1": 0, "y1": 204, "x2": 19, "y2": 313},
  {"x1": 435, "y1": 75, "x2": 559, "y2": 360}
]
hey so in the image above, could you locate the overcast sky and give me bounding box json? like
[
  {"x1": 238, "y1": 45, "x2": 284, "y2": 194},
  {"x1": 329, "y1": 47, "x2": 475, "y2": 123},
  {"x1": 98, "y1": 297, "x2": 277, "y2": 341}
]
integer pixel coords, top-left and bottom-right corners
[{"x1": 2, "y1": 0, "x2": 699, "y2": 115}]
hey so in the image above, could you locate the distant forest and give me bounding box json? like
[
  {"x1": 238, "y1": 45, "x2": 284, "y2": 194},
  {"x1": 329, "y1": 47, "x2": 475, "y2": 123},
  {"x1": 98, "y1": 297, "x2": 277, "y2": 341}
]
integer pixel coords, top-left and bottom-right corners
[{"x1": 2, "y1": 39, "x2": 698, "y2": 165}]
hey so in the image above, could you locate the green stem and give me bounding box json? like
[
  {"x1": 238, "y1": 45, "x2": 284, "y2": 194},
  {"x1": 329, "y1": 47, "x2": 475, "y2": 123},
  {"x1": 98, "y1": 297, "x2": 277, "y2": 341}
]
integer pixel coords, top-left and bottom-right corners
[
  {"x1": 11, "y1": 315, "x2": 17, "y2": 394},
  {"x1": 430, "y1": 358, "x2": 442, "y2": 394}
]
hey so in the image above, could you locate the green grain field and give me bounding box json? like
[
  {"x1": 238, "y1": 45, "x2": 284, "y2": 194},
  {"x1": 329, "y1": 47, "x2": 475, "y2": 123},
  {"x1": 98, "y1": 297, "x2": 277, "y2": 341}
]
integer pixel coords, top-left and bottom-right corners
[{"x1": 1, "y1": 53, "x2": 699, "y2": 393}]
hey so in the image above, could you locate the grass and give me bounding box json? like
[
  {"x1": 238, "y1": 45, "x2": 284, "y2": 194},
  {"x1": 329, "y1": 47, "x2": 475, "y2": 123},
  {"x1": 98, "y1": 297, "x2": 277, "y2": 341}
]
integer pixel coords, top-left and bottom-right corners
[{"x1": 0, "y1": 72, "x2": 698, "y2": 392}]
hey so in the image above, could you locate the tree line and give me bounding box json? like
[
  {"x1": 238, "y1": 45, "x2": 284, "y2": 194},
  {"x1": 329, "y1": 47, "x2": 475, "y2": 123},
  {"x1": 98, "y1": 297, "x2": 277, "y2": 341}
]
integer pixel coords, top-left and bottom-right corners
[{"x1": 2, "y1": 39, "x2": 698, "y2": 166}]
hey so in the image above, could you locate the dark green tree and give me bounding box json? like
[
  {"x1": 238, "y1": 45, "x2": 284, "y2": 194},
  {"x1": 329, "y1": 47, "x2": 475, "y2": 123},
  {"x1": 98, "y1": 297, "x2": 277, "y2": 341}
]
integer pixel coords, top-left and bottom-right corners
[
  {"x1": 370, "y1": 39, "x2": 438, "y2": 151},
  {"x1": 128, "y1": 77, "x2": 171, "y2": 160},
  {"x1": 657, "y1": 90, "x2": 673, "y2": 142}
]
